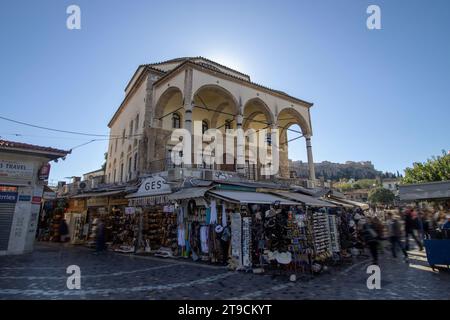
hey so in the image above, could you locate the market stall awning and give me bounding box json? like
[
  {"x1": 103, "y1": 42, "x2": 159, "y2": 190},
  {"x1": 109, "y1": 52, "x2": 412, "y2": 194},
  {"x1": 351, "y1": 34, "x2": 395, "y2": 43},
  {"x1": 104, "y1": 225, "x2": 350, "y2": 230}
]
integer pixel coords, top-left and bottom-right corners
[
  {"x1": 167, "y1": 187, "x2": 213, "y2": 201},
  {"x1": 207, "y1": 190, "x2": 299, "y2": 205},
  {"x1": 399, "y1": 180, "x2": 450, "y2": 201},
  {"x1": 328, "y1": 197, "x2": 369, "y2": 210},
  {"x1": 272, "y1": 191, "x2": 337, "y2": 207},
  {"x1": 71, "y1": 190, "x2": 125, "y2": 199},
  {"x1": 321, "y1": 197, "x2": 355, "y2": 209}
]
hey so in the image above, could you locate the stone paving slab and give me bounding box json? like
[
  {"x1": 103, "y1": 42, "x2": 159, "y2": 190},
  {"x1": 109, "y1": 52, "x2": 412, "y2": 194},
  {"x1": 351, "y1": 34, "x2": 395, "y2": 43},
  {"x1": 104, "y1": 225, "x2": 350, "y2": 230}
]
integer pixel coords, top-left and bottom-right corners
[{"x1": 0, "y1": 242, "x2": 449, "y2": 300}]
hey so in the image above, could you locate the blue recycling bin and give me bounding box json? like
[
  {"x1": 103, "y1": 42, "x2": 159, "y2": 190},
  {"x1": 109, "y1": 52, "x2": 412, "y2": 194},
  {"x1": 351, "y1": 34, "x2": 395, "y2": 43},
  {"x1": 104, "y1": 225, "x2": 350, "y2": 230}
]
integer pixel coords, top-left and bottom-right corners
[{"x1": 424, "y1": 239, "x2": 450, "y2": 268}]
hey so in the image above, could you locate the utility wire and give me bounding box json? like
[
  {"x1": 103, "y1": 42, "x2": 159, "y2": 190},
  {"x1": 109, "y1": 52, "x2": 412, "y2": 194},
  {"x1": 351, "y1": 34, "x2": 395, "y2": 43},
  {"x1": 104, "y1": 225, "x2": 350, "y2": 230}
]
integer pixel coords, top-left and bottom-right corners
[{"x1": 0, "y1": 114, "x2": 126, "y2": 137}]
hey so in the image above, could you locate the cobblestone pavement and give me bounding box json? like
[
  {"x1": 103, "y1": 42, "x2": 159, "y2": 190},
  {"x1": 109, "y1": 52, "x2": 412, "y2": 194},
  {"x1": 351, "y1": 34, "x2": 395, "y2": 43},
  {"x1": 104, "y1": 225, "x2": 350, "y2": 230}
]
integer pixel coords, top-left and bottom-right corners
[{"x1": 0, "y1": 242, "x2": 449, "y2": 300}]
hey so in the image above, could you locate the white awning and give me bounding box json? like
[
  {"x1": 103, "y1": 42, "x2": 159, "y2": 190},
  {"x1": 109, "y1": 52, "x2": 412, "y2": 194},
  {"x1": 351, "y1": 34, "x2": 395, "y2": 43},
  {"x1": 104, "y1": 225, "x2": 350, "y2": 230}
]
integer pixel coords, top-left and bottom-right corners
[
  {"x1": 328, "y1": 197, "x2": 369, "y2": 210},
  {"x1": 208, "y1": 190, "x2": 299, "y2": 205},
  {"x1": 167, "y1": 187, "x2": 213, "y2": 201},
  {"x1": 272, "y1": 191, "x2": 337, "y2": 207},
  {"x1": 71, "y1": 190, "x2": 125, "y2": 199}
]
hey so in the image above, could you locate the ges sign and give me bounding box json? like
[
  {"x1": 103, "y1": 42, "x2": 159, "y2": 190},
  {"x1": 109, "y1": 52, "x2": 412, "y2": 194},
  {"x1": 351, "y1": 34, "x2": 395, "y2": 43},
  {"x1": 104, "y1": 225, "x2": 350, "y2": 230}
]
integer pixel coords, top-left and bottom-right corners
[{"x1": 137, "y1": 176, "x2": 171, "y2": 196}]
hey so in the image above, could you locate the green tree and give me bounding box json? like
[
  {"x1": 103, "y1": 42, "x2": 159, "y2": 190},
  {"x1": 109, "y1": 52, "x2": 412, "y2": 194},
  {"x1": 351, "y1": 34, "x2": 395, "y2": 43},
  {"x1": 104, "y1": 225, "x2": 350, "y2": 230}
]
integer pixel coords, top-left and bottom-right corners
[
  {"x1": 101, "y1": 152, "x2": 108, "y2": 171},
  {"x1": 368, "y1": 188, "x2": 395, "y2": 205},
  {"x1": 402, "y1": 150, "x2": 450, "y2": 184}
]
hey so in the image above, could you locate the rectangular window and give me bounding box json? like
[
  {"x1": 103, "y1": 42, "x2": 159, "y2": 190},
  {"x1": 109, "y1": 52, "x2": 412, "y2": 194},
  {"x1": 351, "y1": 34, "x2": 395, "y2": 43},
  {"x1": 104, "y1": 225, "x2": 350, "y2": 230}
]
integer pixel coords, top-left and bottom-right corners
[
  {"x1": 135, "y1": 114, "x2": 139, "y2": 132},
  {"x1": 134, "y1": 153, "x2": 138, "y2": 171},
  {"x1": 120, "y1": 163, "x2": 124, "y2": 182}
]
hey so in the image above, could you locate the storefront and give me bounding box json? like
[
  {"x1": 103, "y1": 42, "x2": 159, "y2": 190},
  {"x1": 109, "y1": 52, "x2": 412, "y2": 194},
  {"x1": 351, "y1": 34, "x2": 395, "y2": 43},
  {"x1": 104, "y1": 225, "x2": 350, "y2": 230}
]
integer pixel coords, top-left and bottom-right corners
[
  {"x1": 70, "y1": 189, "x2": 127, "y2": 248},
  {"x1": 124, "y1": 176, "x2": 174, "y2": 254},
  {"x1": 0, "y1": 140, "x2": 69, "y2": 255}
]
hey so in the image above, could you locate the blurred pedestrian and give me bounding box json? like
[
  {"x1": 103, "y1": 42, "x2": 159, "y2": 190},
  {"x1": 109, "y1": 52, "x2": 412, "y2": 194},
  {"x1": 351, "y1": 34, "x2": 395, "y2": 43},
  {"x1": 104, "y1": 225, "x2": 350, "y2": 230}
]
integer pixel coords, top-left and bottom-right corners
[
  {"x1": 361, "y1": 219, "x2": 379, "y2": 265},
  {"x1": 95, "y1": 218, "x2": 106, "y2": 254},
  {"x1": 386, "y1": 212, "x2": 408, "y2": 262},
  {"x1": 404, "y1": 209, "x2": 423, "y2": 251},
  {"x1": 59, "y1": 219, "x2": 69, "y2": 243}
]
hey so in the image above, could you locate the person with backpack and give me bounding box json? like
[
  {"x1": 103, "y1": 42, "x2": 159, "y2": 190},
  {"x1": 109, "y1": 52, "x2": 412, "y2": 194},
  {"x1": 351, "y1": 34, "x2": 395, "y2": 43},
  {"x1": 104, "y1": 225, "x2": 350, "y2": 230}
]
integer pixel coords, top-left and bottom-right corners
[{"x1": 386, "y1": 212, "x2": 408, "y2": 262}]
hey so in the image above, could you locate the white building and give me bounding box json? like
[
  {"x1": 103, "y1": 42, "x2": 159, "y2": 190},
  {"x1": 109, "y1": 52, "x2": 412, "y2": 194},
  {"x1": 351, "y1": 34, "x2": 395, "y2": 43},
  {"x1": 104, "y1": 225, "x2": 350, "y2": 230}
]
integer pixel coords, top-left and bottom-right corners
[
  {"x1": 105, "y1": 57, "x2": 316, "y2": 185},
  {"x1": 0, "y1": 140, "x2": 69, "y2": 255}
]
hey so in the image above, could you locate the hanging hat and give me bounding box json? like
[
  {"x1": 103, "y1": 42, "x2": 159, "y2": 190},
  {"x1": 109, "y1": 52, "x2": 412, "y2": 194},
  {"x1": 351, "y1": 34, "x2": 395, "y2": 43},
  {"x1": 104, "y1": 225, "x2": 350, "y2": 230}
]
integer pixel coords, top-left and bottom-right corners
[
  {"x1": 215, "y1": 225, "x2": 224, "y2": 233},
  {"x1": 265, "y1": 218, "x2": 276, "y2": 228},
  {"x1": 275, "y1": 251, "x2": 292, "y2": 264},
  {"x1": 265, "y1": 209, "x2": 277, "y2": 218},
  {"x1": 354, "y1": 213, "x2": 362, "y2": 220}
]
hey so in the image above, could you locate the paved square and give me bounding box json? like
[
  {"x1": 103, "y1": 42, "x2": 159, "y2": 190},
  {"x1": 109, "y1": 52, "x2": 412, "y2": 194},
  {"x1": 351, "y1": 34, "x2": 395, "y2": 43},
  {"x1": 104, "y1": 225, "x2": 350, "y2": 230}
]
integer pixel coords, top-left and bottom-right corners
[{"x1": 0, "y1": 243, "x2": 449, "y2": 300}]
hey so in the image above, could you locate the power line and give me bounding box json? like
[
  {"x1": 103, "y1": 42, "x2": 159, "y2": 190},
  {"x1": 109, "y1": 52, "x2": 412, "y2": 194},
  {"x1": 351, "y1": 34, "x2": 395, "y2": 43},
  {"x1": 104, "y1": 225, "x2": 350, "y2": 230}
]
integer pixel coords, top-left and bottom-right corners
[{"x1": 0, "y1": 114, "x2": 117, "y2": 137}]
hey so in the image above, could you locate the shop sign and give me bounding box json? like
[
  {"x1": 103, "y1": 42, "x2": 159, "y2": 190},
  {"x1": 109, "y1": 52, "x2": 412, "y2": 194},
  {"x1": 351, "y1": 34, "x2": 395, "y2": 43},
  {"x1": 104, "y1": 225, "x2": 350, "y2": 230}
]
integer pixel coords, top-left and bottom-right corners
[
  {"x1": 0, "y1": 191, "x2": 18, "y2": 203},
  {"x1": 0, "y1": 160, "x2": 34, "y2": 180},
  {"x1": 136, "y1": 176, "x2": 171, "y2": 197},
  {"x1": 125, "y1": 207, "x2": 136, "y2": 215},
  {"x1": 38, "y1": 163, "x2": 51, "y2": 180},
  {"x1": 18, "y1": 195, "x2": 31, "y2": 202},
  {"x1": 109, "y1": 198, "x2": 128, "y2": 206},
  {"x1": 87, "y1": 197, "x2": 108, "y2": 207},
  {"x1": 31, "y1": 196, "x2": 42, "y2": 204},
  {"x1": 43, "y1": 191, "x2": 56, "y2": 200}
]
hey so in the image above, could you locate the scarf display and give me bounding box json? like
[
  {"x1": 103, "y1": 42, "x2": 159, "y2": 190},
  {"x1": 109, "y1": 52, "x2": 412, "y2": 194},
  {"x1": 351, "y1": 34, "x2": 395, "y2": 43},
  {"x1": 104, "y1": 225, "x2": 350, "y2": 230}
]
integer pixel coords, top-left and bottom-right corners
[
  {"x1": 209, "y1": 200, "x2": 218, "y2": 224},
  {"x1": 222, "y1": 204, "x2": 227, "y2": 226}
]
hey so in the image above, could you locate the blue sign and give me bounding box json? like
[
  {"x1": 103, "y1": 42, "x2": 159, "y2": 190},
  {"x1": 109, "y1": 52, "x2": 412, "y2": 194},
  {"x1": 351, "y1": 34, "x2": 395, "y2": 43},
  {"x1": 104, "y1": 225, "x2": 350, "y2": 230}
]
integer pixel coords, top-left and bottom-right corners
[
  {"x1": 18, "y1": 195, "x2": 31, "y2": 202},
  {"x1": 0, "y1": 192, "x2": 18, "y2": 203}
]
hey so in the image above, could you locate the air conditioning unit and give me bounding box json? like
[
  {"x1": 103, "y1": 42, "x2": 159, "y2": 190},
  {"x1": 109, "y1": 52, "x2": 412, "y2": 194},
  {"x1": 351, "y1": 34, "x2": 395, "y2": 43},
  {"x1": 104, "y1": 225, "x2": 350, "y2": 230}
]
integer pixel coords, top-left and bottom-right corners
[
  {"x1": 168, "y1": 168, "x2": 184, "y2": 181},
  {"x1": 202, "y1": 170, "x2": 214, "y2": 181}
]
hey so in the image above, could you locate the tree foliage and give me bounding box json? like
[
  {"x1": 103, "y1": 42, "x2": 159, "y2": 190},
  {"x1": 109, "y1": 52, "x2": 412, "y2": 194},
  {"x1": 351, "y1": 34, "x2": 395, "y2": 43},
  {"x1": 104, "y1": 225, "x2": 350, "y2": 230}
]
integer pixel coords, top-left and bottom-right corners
[
  {"x1": 368, "y1": 188, "x2": 395, "y2": 205},
  {"x1": 402, "y1": 151, "x2": 450, "y2": 184}
]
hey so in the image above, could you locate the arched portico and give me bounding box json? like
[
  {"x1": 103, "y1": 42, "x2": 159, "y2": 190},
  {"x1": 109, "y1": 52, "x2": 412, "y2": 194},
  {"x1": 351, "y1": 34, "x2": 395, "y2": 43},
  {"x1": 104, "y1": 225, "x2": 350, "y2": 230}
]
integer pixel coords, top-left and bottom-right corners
[{"x1": 277, "y1": 107, "x2": 315, "y2": 180}]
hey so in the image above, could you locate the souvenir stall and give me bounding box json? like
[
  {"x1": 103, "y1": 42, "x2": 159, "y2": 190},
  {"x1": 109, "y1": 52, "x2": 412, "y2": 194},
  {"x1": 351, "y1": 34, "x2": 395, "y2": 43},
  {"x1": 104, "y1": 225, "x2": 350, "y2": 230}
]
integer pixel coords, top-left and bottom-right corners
[
  {"x1": 64, "y1": 197, "x2": 87, "y2": 244},
  {"x1": 168, "y1": 187, "x2": 233, "y2": 264},
  {"x1": 206, "y1": 190, "x2": 305, "y2": 273},
  {"x1": 84, "y1": 195, "x2": 109, "y2": 247},
  {"x1": 125, "y1": 176, "x2": 176, "y2": 254}
]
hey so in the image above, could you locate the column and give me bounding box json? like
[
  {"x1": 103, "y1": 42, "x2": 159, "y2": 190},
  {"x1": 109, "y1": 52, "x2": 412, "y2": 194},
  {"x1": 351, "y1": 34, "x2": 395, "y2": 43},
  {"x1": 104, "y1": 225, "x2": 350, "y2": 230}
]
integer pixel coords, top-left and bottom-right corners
[
  {"x1": 236, "y1": 114, "x2": 245, "y2": 174},
  {"x1": 305, "y1": 134, "x2": 316, "y2": 181},
  {"x1": 183, "y1": 68, "x2": 193, "y2": 167}
]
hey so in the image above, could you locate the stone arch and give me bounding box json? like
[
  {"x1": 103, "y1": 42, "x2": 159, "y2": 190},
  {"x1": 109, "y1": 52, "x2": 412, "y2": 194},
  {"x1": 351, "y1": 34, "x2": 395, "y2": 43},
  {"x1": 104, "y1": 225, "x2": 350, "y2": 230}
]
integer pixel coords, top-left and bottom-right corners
[
  {"x1": 243, "y1": 97, "x2": 275, "y2": 130},
  {"x1": 153, "y1": 86, "x2": 184, "y2": 128},
  {"x1": 277, "y1": 107, "x2": 311, "y2": 137},
  {"x1": 192, "y1": 84, "x2": 239, "y2": 130}
]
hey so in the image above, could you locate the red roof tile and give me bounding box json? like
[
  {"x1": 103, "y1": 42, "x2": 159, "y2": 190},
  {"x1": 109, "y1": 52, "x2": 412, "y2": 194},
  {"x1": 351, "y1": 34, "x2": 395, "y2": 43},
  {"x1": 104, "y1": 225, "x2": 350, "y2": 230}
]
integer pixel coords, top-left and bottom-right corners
[{"x1": 0, "y1": 139, "x2": 70, "y2": 156}]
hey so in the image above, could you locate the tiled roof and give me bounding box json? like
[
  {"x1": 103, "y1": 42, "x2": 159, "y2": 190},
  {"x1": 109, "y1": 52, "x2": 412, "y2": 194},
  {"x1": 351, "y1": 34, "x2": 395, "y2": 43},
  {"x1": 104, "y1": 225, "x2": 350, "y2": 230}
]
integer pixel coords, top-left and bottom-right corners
[
  {"x1": 147, "y1": 56, "x2": 251, "y2": 79},
  {"x1": 0, "y1": 139, "x2": 70, "y2": 156},
  {"x1": 154, "y1": 59, "x2": 314, "y2": 107}
]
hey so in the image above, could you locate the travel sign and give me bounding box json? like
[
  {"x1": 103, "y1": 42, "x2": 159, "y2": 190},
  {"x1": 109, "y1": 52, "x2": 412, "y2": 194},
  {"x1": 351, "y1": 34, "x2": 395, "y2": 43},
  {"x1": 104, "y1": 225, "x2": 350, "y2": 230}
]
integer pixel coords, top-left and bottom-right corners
[{"x1": 0, "y1": 160, "x2": 34, "y2": 180}]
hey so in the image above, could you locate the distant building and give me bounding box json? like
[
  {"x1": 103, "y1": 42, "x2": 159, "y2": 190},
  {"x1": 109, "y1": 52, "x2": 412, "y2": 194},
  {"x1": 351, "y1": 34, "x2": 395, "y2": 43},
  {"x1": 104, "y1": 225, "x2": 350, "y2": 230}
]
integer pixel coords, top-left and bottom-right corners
[
  {"x1": 289, "y1": 159, "x2": 394, "y2": 181},
  {"x1": 381, "y1": 178, "x2": 399, "y2": 194},
  {"x1": 82, "y1": 169, "x2": 105, "y2": 189},
  {"x1": 343, "y1": 188, "x2": 370, "y2": 202}
]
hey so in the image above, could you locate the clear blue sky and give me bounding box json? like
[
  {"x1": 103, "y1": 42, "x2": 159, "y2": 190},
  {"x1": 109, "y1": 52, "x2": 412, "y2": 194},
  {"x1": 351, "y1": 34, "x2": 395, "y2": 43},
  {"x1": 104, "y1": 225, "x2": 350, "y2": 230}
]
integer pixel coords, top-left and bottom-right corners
[{"x1": 0, "y1": 0, "x2": 449, "y2": 184}]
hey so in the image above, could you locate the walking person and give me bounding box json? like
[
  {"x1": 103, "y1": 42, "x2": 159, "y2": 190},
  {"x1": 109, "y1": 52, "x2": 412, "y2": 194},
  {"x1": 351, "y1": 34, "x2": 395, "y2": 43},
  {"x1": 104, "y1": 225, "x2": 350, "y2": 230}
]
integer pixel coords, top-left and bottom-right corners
[
  {"x1": 404, "y1": 209, "x2": 423, "y2": 251},
  {"x1": 361, "y1": 218, "x2": 379, "y2": 265},
  {"x1": 386, "y1": 212, "x2": 408, "y2": 262},
  {"x1": 59, "y1": 219, "x2": 70, "y2": 243},
  {"x1": 95, "y1": 218, "x2": 106, "y2": 254}
]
